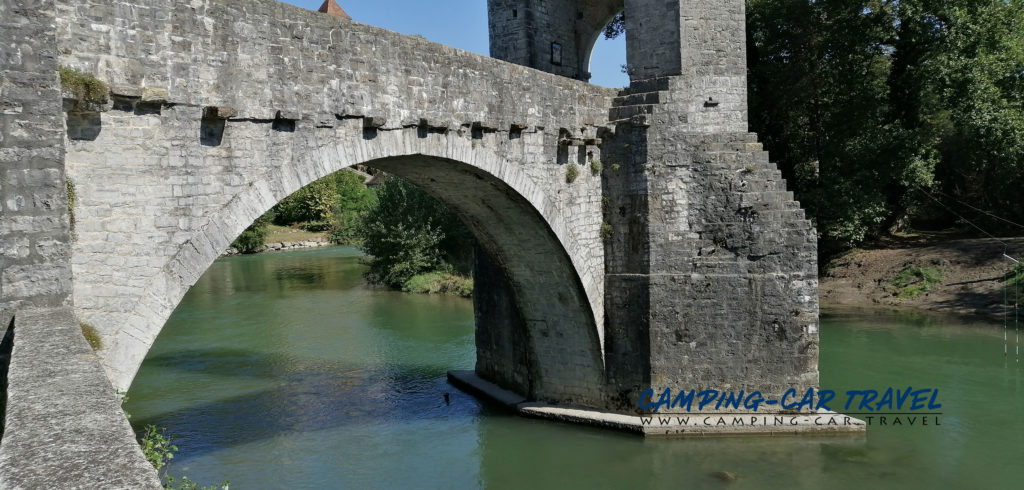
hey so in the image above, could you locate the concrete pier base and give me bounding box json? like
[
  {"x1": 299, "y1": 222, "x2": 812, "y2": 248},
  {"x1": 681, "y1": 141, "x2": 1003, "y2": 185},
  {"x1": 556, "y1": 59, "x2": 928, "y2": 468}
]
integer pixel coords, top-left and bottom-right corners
[{"x1": 448, "y1": 370, "x2": 866, "y2": 437}]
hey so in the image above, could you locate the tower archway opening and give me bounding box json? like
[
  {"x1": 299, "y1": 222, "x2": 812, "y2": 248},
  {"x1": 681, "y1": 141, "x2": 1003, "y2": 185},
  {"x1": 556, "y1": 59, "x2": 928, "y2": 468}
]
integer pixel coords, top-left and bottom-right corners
[{"x1": 585, "y1": 11, "x2": 628, "y2": 88}]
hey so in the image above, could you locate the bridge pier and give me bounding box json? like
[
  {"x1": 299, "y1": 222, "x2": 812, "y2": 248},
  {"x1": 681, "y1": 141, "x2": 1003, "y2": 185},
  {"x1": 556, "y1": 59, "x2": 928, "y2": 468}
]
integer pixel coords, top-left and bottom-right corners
[{"x1": 488, "y1": 0, "x2": 821, "y2": 413}]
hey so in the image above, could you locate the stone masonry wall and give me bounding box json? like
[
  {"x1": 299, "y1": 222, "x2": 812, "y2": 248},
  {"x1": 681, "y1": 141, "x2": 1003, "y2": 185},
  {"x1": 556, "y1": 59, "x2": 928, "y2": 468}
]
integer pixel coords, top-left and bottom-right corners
[
  {"x1": 47, "y1": 0, "x2": 819, "y2": 416},
  {"x1": 56, "y1": 0, "x2": 616, "y2": 402},
  {"x1": 488, "y1": 0, "x2": 624, "y2": 83},
  {"x1": 0, "y1": 0, "x2": 73, "y2": 327},
  {"x1": 625, "y1": 0, "x2": 749, "y2": 133},
  {"x1": 603, "y1": 87, "x2": 819, "y2": 410}
]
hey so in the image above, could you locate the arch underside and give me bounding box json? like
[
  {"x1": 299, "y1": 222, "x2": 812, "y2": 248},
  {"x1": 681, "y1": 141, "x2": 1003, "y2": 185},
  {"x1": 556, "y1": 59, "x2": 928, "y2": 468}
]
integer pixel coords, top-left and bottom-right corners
[
  {"x1": 577, "y1": 1, "x2": 625, "y2": 80},
  {"x1": 69, "y1": 119, "x2": 607, "y2": 408},
  {"x1": 373, "y1": 155, "x2": 606, "y2": 406}
]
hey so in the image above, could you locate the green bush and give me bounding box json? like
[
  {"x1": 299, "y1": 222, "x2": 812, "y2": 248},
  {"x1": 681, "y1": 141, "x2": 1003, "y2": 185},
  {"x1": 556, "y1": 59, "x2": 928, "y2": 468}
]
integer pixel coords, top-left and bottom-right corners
[
  {"x1": 58, "y1": 66, "x2": 108, "y2": 104},
  {"x1": 355, "y1": 176, "x2": 472, "y2": 289},
  {"x1": 1008, "y1": 263, "x2": 1024, "y2": 289},
  {"x1": 231, "y1": 211, "x2": 272, "y2": 253},
  {"x1": 590, "y1": 159, "x2": 603, "y2": 176},
  {"x1": 403, "y1": 271, "x2": 474, "y2": 297},
  {"x1": 328, "y1": 170, "x2": 376, "y2": 244}
]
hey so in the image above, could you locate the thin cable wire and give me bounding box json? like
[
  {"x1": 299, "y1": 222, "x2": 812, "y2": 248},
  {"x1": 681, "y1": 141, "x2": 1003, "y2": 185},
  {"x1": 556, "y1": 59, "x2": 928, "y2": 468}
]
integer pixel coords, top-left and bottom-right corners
[
  {"x1": 932, "y1": 189, "x2": 1024, "y2": 231},
  {"x1": 915, "y1": 187, "x2": 1010, "y2": 247},
  {"x1": 918, "y1": 187, "x2": 1023, "y2": 361}
]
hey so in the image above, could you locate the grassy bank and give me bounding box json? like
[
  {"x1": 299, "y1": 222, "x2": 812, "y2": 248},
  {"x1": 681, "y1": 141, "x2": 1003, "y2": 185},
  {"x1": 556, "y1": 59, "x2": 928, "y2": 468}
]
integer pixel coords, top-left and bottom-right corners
[
  {"x1": 264, "y1": 224, "x2": 328, "y2": 244},
  {"x1": 402, "y1": 272, "x2": 473, "y2": 298}
]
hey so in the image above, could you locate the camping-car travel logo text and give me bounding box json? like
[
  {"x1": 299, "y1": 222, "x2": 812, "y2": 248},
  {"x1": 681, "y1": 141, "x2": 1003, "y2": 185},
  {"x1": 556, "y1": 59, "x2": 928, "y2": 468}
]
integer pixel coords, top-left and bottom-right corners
[{"x1": 638, "y1": 386, "x2": 943, "y2": 428}]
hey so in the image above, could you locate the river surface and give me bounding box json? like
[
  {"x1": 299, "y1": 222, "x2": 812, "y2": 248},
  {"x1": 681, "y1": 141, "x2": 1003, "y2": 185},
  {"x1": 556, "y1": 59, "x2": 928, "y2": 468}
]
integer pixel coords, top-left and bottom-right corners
[{"x1": 125, "y1": 246, "x2": 1024, "y2": 489}]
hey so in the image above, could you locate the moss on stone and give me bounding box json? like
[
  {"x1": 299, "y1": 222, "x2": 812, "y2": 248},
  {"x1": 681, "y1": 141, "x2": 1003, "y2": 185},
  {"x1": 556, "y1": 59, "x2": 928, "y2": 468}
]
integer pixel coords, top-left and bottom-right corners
[
  {"x1": 565, "y1": 164, "x2": 580, "y2": 184},
  {"x1": 65, "y1": 178, "x2": 76, "y2": 233},
  {"x1": 58, "y1": 67, "x2": 109, "y2": 104},
  {"x1": 79, "y1": 322, "x2": 102, "y2": 351}
]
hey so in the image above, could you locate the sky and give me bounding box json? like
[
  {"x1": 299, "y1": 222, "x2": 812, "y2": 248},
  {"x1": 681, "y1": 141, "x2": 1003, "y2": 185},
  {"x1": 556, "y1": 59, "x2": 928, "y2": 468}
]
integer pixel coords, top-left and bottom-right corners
[{"x1": 279, "y1": 0, "x2": 629, "y2": 88}]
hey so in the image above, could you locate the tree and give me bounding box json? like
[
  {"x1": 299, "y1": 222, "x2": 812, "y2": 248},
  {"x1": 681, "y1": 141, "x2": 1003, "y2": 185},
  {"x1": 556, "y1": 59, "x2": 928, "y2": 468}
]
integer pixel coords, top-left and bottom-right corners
[
  {"x1": 604, "y1": 12, "x2": 625, "y2": 40},
  {"x1": 231, "y1": 211, "x2": 272, "y2": 253},
  {"x1": 272, "y1": 169, "x2": 376, "y2": 237},
  {"x1": 354, "y1": 176, "x2": 472, "y2": 289},
  {"x1": 272, "y1": 177, "x2": 337, "y2": 228},
  {"x1": 329, "y1": 170, "x2": 377, "y2": 244}
]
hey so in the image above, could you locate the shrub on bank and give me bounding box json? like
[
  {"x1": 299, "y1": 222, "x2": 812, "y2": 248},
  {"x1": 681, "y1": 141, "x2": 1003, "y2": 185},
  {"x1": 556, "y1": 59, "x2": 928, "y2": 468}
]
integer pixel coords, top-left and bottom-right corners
[{"x1": 403, "y1": 272, "x2": 474, "y2": 297}]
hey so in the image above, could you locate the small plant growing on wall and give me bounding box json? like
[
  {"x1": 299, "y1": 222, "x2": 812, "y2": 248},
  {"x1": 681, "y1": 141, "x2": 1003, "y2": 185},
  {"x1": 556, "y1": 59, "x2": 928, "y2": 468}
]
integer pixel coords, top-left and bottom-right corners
[
  {"x1": 66, "y1": 178, "x2": 77, "y2": 240},
  {"x1": 139, "y1": 425, "x2": 176, "y2": 470},
  {"x1": 566, "y1": 164, "x2": 580, "y2": 184},
  {"x1": 58, "y1": 66, "x2": 109, "y2": 105},
  {"x1": 79, "y1": 322, "x2": 101, "y2": 350},
  {"x1": 591, "y1": 159, "x2": 603, "y2": 176}
]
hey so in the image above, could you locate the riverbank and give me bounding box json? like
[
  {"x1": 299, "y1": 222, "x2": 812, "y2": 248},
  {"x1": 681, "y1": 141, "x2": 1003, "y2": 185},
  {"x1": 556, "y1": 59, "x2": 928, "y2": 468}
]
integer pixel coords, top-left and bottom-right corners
[
  {"x1": 222, "y1": 238, "x2": 474, "y2": 297},
  {"x1": 820, "y1": 234, "x2": 1024, "y2": 317},
  {"x1": 223, "y1": 239, "x2": 333, "y2": 256},
  {"x1": 224, "y1": 224, "x2": 333, "y2": 255}
]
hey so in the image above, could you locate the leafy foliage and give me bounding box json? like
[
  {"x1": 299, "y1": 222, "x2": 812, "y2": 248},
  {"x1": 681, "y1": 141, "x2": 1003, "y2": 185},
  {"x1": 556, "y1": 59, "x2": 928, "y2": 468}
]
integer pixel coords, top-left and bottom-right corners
[
  {"x1": 1008, "y1": 262, "x2": 1024, "y2": 289},
  {"x1": 355, "y1": 176, "x2": 472, "y2": 290},
  {"x1": 604, "y1": 12, "x2": 625, "y2": 40},
  {"x1": 132, "y1": 419, "x2": 228, "y2": 488},
  {"x1": 273, "y1": 177, "x2": 336, "y2": 226},
  {"x1": 272, "y1": 170, "x2": 376, "y2": 241},
  {"x1": 231, "y1": 211, "x2": 272, "y2": 253},
  {"x1": 327, "y1": 170, "x2": 377, "y2": 244},
  {"x1": 746, "y1": 0, "x2": 1024, "y2": 259},
  {"x1": 58, "y1": 66, "x2": 109, "y2": 104},
  {"x1": 139, "y1": 425, "x2": 176, "y2": 471},
  {"x1": 163, "y1": 475, "x2": 230, "y2": 490},
  {"x1": 403, "y1": 271, "x2": 474, "y2": 297}
]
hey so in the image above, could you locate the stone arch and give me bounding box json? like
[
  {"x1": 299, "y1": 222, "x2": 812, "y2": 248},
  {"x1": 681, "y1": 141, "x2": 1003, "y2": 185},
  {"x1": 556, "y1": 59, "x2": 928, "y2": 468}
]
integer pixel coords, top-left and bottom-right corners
[
  {"x1": 98, "y1": 126, "x2": 607, "y2": 408},
  {"x1": 577, "y1": 4, "x2": 625, "y2": 83}
]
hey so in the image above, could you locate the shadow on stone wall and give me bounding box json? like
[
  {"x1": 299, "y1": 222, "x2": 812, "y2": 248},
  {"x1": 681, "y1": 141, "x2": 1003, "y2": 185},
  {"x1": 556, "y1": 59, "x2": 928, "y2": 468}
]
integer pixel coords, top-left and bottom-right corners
[
  {"x1": 66, "y1": 112, "x2": 101, "y2": 141},
  {"x1": 0, "y1": 317, "x2": 14, "y2": 437}
]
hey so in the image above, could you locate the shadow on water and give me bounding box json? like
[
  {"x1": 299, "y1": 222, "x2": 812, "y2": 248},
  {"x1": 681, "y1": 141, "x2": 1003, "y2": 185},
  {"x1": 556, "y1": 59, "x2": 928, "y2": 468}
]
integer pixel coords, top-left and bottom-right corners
[{"x1": 131, "y1": 348, "x2": 489, "y2": 461}]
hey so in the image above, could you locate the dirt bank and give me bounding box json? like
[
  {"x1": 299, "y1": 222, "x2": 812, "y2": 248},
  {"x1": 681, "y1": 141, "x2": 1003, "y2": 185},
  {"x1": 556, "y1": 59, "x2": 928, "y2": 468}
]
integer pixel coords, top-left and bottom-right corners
[{"x1": 820, "y1": 235, "x2": 1024, "y2": 317}]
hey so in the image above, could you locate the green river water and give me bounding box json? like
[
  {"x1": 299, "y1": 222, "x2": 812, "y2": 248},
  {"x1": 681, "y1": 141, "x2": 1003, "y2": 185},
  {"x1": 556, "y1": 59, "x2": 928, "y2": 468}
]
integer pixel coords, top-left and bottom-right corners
[{"x1": 124, "y1": 246, "x2": 1024, "y2": 489}]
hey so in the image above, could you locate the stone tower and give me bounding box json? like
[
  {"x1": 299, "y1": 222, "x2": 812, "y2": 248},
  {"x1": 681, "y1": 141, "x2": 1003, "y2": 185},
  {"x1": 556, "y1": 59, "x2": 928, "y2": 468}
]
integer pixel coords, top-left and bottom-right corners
[{"x1": 488, "y1": 0, "x2": 820, "y2": 410}]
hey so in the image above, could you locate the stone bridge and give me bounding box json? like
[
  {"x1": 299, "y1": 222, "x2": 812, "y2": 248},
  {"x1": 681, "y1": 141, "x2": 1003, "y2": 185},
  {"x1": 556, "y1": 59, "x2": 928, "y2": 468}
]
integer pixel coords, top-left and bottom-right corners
[{"x1": 0, "y1": 0, "x2": 828, "y2": 486}]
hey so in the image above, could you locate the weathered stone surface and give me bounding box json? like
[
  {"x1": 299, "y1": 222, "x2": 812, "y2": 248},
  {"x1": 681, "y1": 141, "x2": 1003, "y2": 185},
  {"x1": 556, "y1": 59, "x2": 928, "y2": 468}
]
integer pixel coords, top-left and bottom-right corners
[
  {"x1": 492, "y1": 0, "x2": 816, "y2": 409},
  {"x1": 57, "y1": 0, "x2": 614, "y2": 405},
  {"x1": 449, "y1": 370, "x2": 864, "y2": 436},
  {"x1": 488, "y1": 0, "x2": 625, "y2": 83},
  {"x1": 139, "y1": 88, "x2": 168, "y2": 104},
  {"x1": 1, "y1": 3, "x2": 822, "y2": 475},
  {"x1": 0, "y1": 0, "x2": 74, "y2": 328},
  {"x1": 0, "y1": 308, "x2": 161, "y2": 489}
]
